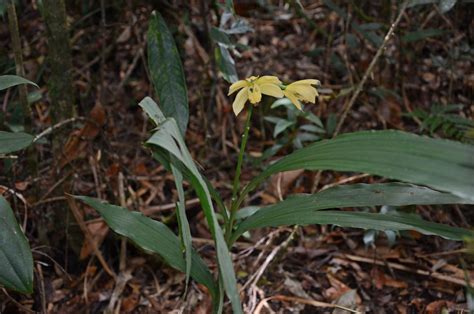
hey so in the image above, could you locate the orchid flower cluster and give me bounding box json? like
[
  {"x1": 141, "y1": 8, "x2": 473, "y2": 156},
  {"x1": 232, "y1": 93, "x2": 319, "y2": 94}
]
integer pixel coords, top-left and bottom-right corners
[{"x1": 228, "y1": 76, "x2": 320, "y2": 116}]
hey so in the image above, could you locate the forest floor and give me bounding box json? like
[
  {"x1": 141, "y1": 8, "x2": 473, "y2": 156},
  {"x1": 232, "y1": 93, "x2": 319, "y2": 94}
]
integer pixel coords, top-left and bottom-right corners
[{"x1": 0, "y1": 1, "x2": 473, "y2": 313}]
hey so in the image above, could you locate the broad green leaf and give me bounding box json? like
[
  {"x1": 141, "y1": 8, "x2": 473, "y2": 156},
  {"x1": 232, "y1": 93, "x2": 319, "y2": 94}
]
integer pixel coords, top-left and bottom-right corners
[
  {"x1": 140, "y1": 97, "x2": 242, "y2": 314},
  {"x1": 242, "y1": 131, "x2": 474, "y2": 202},
  {"x1": 215, "y1": 45, "x2": 238, "y2": 83},
  {"x1": 232, "y1": 183, "x2": 474, "y2": 242},
  {"x1": 0, "y1": 131, "x2": 34, "y2": 154},
  {"x1": 147, "y1": 11, "x2": 188, "y2": 134},
  {"x1": 0, "y1": 75, "x2": 38, "y2": 91},
  {"x1": 171, "y1": 163, "x2": 192, "y2": 289},
  {"x1": 0, "y1": 196, "x2": 33, "y2": 293},
  {"x1": 74, "y1": 195, "x2": 216, "y2": 296}
]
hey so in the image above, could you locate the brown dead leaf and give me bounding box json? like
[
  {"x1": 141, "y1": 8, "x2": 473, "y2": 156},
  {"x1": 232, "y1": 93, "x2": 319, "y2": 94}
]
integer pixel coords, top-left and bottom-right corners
[
  {"x1": 80, "y1": 220, "x2": 109, "y2": 260},
  {"x1": 116, "y1": 26, "x2": 131, "y2": 43},
  {"x1": 106, "y1": 162, "x2": 120, "y2": 178},
  {"x1": 371, "y1": 267, "x2": 407, "y2": 289},
  {"x1": 268, "y1": 170, "x2": 305, "y2": 198},
  {"x1": 14, "y1": 181, "x2": 29, "y2": 191},
  {"x1": 121, "y1": 284, "x2": 140, "y2": 312},
  {"x1": 59, "y1": 102, "x2": 106, "y2": 168},
  {"x1": 425, "y1": 300, "x2": 455, "y2": 314},
  {"x1": 133, "y1": 162, "x2": 148, "y2": 176},
  {"x1": 324, "y1": 273, "x2": 351, "y2": 301}
]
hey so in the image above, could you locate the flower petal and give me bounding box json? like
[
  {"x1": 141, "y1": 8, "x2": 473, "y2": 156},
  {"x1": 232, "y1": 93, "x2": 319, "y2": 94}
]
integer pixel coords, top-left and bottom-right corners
[
  {"x1": 290, "y1": 79, "x2": 320, "y2": 86},
  {"x1": 232, "y1": 87, "x2": 248, "y2": 116},
  {"x1": 248, "y1": 84, "x2": 262, "y2": 104},
  {"x1": 256, "y1": 75, "x2": 282, "y2": 85},
  {"x1": 283, "y1": 90, "x2": 302, "y2": 110},
  {"x1": 228, "y1": 80, "x2": 247, "y2": 95},
  {"x1": 287, "y1": 84, "x2": 317, "y2": 103},
  {"x1": 260, "y1": 83, "x2": 284, "y2": 98}
]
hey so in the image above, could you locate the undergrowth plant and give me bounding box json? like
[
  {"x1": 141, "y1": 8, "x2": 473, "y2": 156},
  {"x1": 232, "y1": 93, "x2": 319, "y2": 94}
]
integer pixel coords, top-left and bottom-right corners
[
  {"x1": 70, "y1": 11, "x2": 474, "y2": 313},
  {"x1": 261, "y1": 98, "x2": 327, "y2": 161}
]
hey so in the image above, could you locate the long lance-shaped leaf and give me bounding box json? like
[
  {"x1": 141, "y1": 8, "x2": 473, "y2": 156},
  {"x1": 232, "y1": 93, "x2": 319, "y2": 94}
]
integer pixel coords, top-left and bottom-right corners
[
  {"x1": 241, "y1": 131, "x2": 474, "y2": 203},
  {"x1": 147, "y1": 11, "x2": 188, "y2": 135},
  {"x1": 232, "y1": 183, "x2": 474, "y2": 242},
  {"x1": 0, "y1": 196, "x2": 33, "y2": 293},
  {"x1": 140, "y1": 97, "x2": 243, "y2": 314},
  {"x1": 74, "y1": 195, "x2": 217, "y2": 296},
  {"x1": 141, "y1": 97, "x2": 229, "y2": 220},
  {"x1": 171, "y1": 162, "x2": 192, "y2": 290},
  {"x1": 0, "y1": 131, "x2": 34, "y2": 154},
  {"x1": 0, "y1": 75, "x2": 38, "y2": 91}
]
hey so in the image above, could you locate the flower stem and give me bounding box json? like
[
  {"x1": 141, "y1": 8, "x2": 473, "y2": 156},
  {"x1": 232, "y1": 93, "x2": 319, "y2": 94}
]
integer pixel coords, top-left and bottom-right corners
[{"x1": 225, "y1": 106, "x2": 253, "y2": 244}]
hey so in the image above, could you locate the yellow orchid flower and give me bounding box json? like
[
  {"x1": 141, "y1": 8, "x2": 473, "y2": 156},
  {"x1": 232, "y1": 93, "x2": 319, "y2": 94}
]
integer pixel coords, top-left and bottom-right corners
[
  {"x1": 283, "y1": 79, "x2": 320, "y2": 110},
  {"x1": 228, "y1": 76, "x2": 284, "y2": 116}
]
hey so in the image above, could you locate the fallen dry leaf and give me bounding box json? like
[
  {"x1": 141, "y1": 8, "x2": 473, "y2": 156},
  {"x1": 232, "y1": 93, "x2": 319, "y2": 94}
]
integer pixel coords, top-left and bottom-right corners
[{"x1": 59, "y1": 102, "x2": 106, "y2": 168}]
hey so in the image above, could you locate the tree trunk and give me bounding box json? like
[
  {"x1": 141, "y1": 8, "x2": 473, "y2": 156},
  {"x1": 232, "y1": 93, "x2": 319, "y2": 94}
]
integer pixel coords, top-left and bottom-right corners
[{"x1": 42, "y1": 0, "x2": 75, "y2": 124}]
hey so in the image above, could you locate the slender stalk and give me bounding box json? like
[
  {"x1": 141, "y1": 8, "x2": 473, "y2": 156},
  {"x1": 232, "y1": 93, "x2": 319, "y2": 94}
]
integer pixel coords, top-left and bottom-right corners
[{"x1": 225, "y1": 106, "x2": 253, "y2": 244}]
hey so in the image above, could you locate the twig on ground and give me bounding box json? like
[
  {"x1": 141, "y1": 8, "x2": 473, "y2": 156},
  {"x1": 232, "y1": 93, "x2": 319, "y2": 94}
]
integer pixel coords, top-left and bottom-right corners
[
  {"x1": 35, "y1": 263, "x2": 47, "y2": 313},
  {"x1": 33, "y1": 117, "x2": 86, "y2": 143},
  {"x1": 141, "y1": 198, "x2": 200, "y2": 215},
  {"x1": 244, "y1": 228, "x2": 298, "y2": 313},
  {"x1": 319, "y1": 173, "x2": 370, "y2": 191},
  {"x1": 254, "y1": 295, "x2": 361, "y2": 314},
  {"x1": 342, "y1": 253, "x2": 473, "y2": 287}
]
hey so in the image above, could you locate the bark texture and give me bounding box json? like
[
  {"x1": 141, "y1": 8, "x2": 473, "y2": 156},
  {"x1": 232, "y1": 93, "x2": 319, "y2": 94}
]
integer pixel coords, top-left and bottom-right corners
[{"x1": 43, "y1": 0, "x2": 76, "y2": 123}]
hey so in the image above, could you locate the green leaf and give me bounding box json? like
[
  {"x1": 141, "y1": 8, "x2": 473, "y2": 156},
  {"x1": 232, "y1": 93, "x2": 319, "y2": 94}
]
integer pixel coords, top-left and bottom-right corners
[
  {"x1": 215, "y1": 45, "x2": 238, "y2": 83},
  {"x1": 74, "y1": 195, "x2": 217, "y2": 296},
  {"x1": 147, "y1": 11, "x2": 189, "y2": 135},
  {"x1": 274, "y1": 120, "x2": 294, "y2": 137},
  {"x1": 210, "y1": 27, "x2": 233, "y2": 47},
  {"x1": 232, "y1": 183, "x2": 474, "y2": 242},
  {"x1": 402, "y1": 29, "x2": 447, "y2": 43},
  {"x1": 287, "y1": 211, "x2": 471, "y2": 240},
  {"x1": 0, "y1": 131, "x2": 34, "y2": 154},
  {"x1": 300, "y1": 124, "x2": 325, "y2": 134},
  {"x1": 242, "y1": 130, "x2": 474, "y2": 202},
  {"x1": 0, "y1": 75, "x2": 38, "y2": 91},
  {"x1": 140, "y1": 97, "x2": 242, "y2": 313},
  {"x1": 0, "y1": 196, "x2": 33, "y2": 293},
  {"x1": 171, "y1": 163, "x2": 192, "y2": 289}
]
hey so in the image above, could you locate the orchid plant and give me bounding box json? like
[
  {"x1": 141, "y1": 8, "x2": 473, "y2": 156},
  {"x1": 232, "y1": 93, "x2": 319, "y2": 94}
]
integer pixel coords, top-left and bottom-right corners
[
  {"x1": 72, "y1": 12, "x2": 474, "y2": 314},
  {"x1": 1, "y1": 10, "x2": 473, "y2": 314}
]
